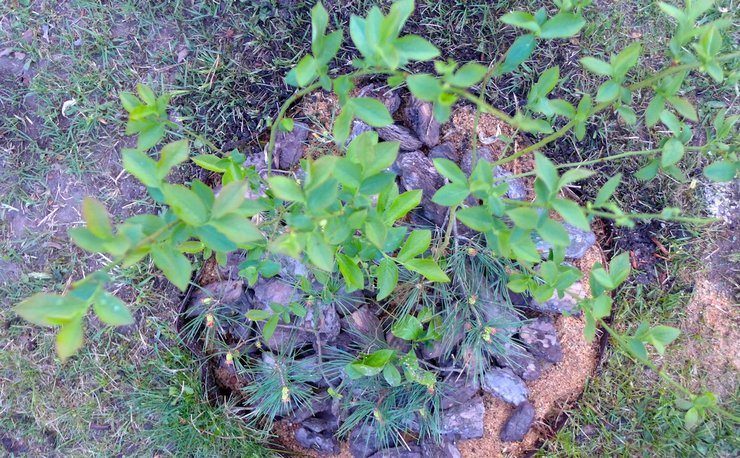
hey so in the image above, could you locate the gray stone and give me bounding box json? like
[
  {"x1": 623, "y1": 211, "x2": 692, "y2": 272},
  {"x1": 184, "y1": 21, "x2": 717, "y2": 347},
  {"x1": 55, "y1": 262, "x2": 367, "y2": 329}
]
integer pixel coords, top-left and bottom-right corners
[
  {"x1": 271, "y1": 121, "x2": 309, "y2": 169},
  {"x1": 369, "y1": 446, "x2": 422, "y2": 458},
  {"x1": 478, "y1": 286, "x2": 521, "y2": 339},
  {"x1": 186, "y1": 280, "x2": 246, "y2": 318},
  {"x1": 481, "y1": 367, "x2": 528, "y2": 406},
  {"x1": 349, "y1": 424, "x2": 380, "y2": 458},
  {"x1": 421, "y1": 442, "x2": 461, "y2": 458},
  {"x1": 396, "y1": 151, "x2": 446, "y2": 226},
  {"x1": 519, "y1": 317, "x2": 562, "y2": 364},
  {"x1": 386, "y1": 330, "x2": 411, "y2": 353},
  {"x1": 275, "y1": 254, "x2": 309, "y2": 279},
  {"x1": 342, "y1": 305, "x2": 382, "y2": 340},
  {"x1": 302, "y1": 411, "x2": 339, "y2": 433},
  {"x1": 378, "y1": 125, "x2": 423, "y2": 151},
  {"x1": 534, "y1": 223, "x2": 596, "y2": 259},
  {"x1": 335, "y1": 286, "x2": 367, "y2": 316},
  {"x1": 493, "y1": 166, "x2": 528, "y2": 201},
  {"x1": 493, "y1": 343, "x2": 543, "y2": 381},
  {"x1": 528, "y1": 282, "x2": 586, "y2": 315},
  {"x1": 460, "y1": 147, "x2": 495, "y2": 175},
  {"x1": 441, "y1": 375, "x2": 480, "y2": 409},
  {"x1": 421, "y1": 339, "x2": 445, "y2": 360},
  {"x1": 428, "y1": 143, "x2": 459, "y2": 163},
  {"x1": 440, "y1": 395, "x2": 485, "y2": 440},
  {"x1": 404, "y1": 97, "x2": 440, "y2": 147},
  {"x1": 295, "y1": 426, "x2": 340, "y2": 455},
  {"x1": 500, "y1": 401, "x2": 536, "y2": 442},
  {"x1": 287, "y1": 394, "x2": 334, "y2": 423},
  {"x1": 346, "y1": 120, "x2": 374, "y2": 147}
]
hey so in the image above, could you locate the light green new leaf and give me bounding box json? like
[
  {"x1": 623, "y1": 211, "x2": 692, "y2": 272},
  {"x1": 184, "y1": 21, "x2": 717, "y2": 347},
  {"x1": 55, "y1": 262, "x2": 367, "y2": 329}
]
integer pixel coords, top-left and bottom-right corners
[
  {"x1": 268, "y1": 176, "x2": 305, "y2": 202},
  {"x1": 56, "y1": 315, "x2": 84, "y2": 362},
  {"x1": 156, "y1": 139, "x2": 189, "y2": 179},
  {"x1": 306, "y1": 233, "x2": 335, "y2": 272},
  {"x1": 539, "y1": 13, "x2": 585, "y2": 39},
  {"x1": 349, "y1": 97, "x2": 394, "y2": 127},
  {"x1": 397, "y1": 229, "x2": 431, "y2": 262},
  {"x1": 433, "y1": 158, "x2": 467, "y2": 183},
  {"x1": 376, "y1": 257, "x2": 399, "y2": 300},
  {"x1": 580, "y1": 57, "x2": 612, "y2": 76},
  {"x1": 661, "y1": 138, "x2": 685, "y2": 167},
  {"x1": 703, "y1": 160, "x2": 737, "y2": 182},
  {"x1": 162, "y1": 184, "x2": 209, "y2": 226},
  {"x1": 395, "y1": 35, "x2": 440, "y2": 61},
  {"x1": 403, "y1": 258, "x2": 449, "y2": 282},
  {"x1": 93, "y1": 292, "x2": 134, "y2": 326},
  {"x1": 391, "y1": 314, "x2": 423, "y2": 340},
  {"x1": 337, "y1": 253, "x2": 364, "y2": 292},
  {"x1": 552, "y1": 199, "x2": 590, "y2": 231},
  {"x1": 122, "y1": 148, "x2": 159, "y2": 187},
  {"x1": 385, "y1": 189, "x2": 422, "y2": 223},
  {"x1": 151, "y1": 244, "x2": 192, "y2": 291},
  {"x1": 449, "y1": 63, "x2": 487, "y2": 88},
  {"x1": 14, "y1": 293, "x2": 87, "y2": 327},
  {"x1": 82, "y1": 197, "x2": 113, "y2": 239}
]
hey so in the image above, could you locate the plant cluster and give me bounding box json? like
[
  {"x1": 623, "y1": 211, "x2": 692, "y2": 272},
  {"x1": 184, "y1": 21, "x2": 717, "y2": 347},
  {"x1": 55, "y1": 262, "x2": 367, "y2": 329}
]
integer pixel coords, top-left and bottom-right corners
[{"x1": 14, "y1": 0, "x2": 739, "y2": 440}]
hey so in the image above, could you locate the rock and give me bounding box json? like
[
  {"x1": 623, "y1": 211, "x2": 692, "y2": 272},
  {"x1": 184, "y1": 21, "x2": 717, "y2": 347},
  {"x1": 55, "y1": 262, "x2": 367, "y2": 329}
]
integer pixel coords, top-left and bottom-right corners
[
  {"x1": 528, "y1": 282, "x2": 586, "y2": 314},
  {"x1": 421, "y1": 339, "x2": 445, "y2": 360},
  {"x1": 386, "y1": 330, "x2": 411, "y2": 353},
  {"x1": 358, "y1": 84, "x2": 402, "y2": 115},
  {"x1": 349, "y1": 424, "x2": 380, "y2": 458},
  {"x1": 481, "y1": 367, "x2": 528, "y2": 406},
  {"x1": 342, "y1": 305, "x2": 382, "y2": 340},
  {"x1": 369, "y1": 446, "x2": 422, "y2": 458},
  {"x1": 271, "y1": 121, "x2": 309, "y2": 169},
  {"x1": 302, "y1": 411, "x2": 340, "y2": 433},
  {"x1": 519, "y1": 317, "x2": 562, "y2": 364},
  {"x1": 396, "y1": 151, "x2": 446, "y2": 226},
  {"x1": 428, "y1": 143, "x2": 459, "y2": 162},
  {"x1": 421, "y1": 442, "x2": 461, "y2": 458},
  {"x1": 347, "y1": 120, "x2": 374, "y2": 146},
  {"x1": 378, "y1": 125, "x2": 423, "y2": 151},
  {"x1": 295, "y1": 426, "x2": 340, "y2": 455},
  {"x1": 404, "y1": 97, "x2": 440, "y2": 147},
  {"x1": 441, "y1": 375, "x2": 480, "y2": 409},
  {"x1": 287, "y1": 393, "x2": 334, "y2": 423},
  {"x1": 500, "y1": 401, "x2": 536, "y2": 442},
  {"x1": 493, "y1": 343, "x2": 543, "y2": 381},
  {"x1": 335, "y1": 286, "x2": 367, "y2": 316},
  {"x1": 304, "y1": 301, "x2": 341, "y2": 344},
  {"x1": 534, "y1": 223, "x2": 596, "y2": 259},
  {"x1": 276, "y1": 254, "x2": 310, "y2": 279},
  {"x1": 493, "y1": 166, "x2": 527, "y2": 200},
  {"x1": 253, "y1": 278, "x2": 311, "y2": 350},
  {"x1": 478, "y1": 287, "x2": 521, "y2": 339},
  {"x1": 186, "y1": 280, "x2": 246, "y2": 318},
  {"x1": 440, "y1": 395, "x2": 485, "y2": 440},
  {"x1": 460, "y1": 147, "x2": 495, "y2": 175}
]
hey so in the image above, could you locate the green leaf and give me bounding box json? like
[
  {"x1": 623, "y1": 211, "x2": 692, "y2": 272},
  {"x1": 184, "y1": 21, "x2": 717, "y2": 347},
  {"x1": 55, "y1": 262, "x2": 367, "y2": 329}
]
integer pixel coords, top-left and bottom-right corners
[
  {"x1": 703, "y1": 160, "x2": 737, "y2": 182},
  {"x1": 211, "y1": 181, "x2": 246, "y2": 219},
  {"x1": 246, "y1": 309, "x2": 271, "y2": 321},
  {"x1": 306, "y1": 233, "x2": 334, "y2": 272},
  {"x1": 151, "y1": 244, "x2": 192, "y2": 291},
  {"x1": 136, "y1": 83, "x2": 156, "y2": 104},
  {"x1": 93, "y1": 292, "x2": 134, "y2": 326},
  {"x1": 383, "y1": 364, "x2": 402, "y2": 386},
  {"x1": 364, "y1": 349, "x2": 395, "y2": 369},
  {"x1": 376, "y1": 257, "x2": 399, "y2": 300},
  {"x1": 497, "y1": 34, "x2": 536, "y2": 74},
  {"x1": 539, "y1": 13, "x2": 585, "y2": 39},
  {"x1": 192, "y1": 154, "x2": 227, "y2": 173},
  {"x1": 506, "y1": 207, "x2": 539, "y2": 230},
  {"x1": 294, "y1": 55, "x2": 318, "y2": 87},
  {"x1": 666, "y1": 96, "x2": 698, "y2": 122},
  {"x1": 595, "y1": 173, "x2": 622, "y2": 206},
  {"x1": 395, "y1": 35, "x2": 439, "y2": 61},
  {"x1": 609, "y1": 252, "x2": 631, "y2": 286},
  {"x1": 337, "y1": 253, "x2": 364, "y2": 291},
  {"x1": 14, "y1": 293, "x2": 87, "y2": 327},
  {"x1": 310, "y1": 1, "x2": 329, "y2": 43},
  {"x1": 580, "y1": 57, "x2": 612, "y2": 76},
  {"x1": 650, "y1": 325, "x2": 680, "y2": 347},
  {"x1": 661, "y1": 138, "x2": 685, "y2": 167},
  {"x1": 208, "y1": 215, "x2": 263, "y2": 245},
  {"x1": 403, "y1": 258, "x2": 449, "y2": 282},
  {"x1": 406, "y1": 74, "x2": 442, "y2": 102},
  {"x1": 391, "y1": 314, "x2": 423, "y2": 340},
  {"x1": 501, "y1": 11, "x2": 541, "y2": 33},
  {"x1": 559, "y1": 168, "x2": 595, "y2": 187},
  {"x1": 433, "y1": 158, "x2": 467, "y2": 183},
  {"x1": 56, "y1": 315, "x2": 84, "y2": 362},
  {"x1": 449, "y1": 63, "x2": 487, "y2": 87},
  {"x1": 616, "y1": 106, "x2": 637, "y2": 125},
  {"x1": 156, "y1": 139, "x2": 189, "y2": 179},
  {"x1": 457, "y1": 206, "x2": 494, "y2": 232},
  {"x1": 684, "y1": 407, "x2": 700, "y2": 430},
  {"x1": 537, "y1": 218, "x2": 570, "y2": 247},
  {"x1": 595, "y1": 80, "x2": 620, "y2": 103},
  {"x1": 553, "y1": 199, "x2": 590, "y2": 231},
  {"x1": 119, "y1": 92, "x2": 141, "y2": 112},
  {"x1": 611, "y1": 42, "x2": 641, "y2": 79},
  {"x1": 263, "y1": 314, "x2": 279, "y2": 342},
  {"x1": 645, "y1": 95, "x2": 665, "y2": 127},
  {"x1": 592, "y1": 294, "x2": 612, "y2": 319},
  {"x1": 268, "y1": 176, "x2": 304, "y2": 202},
  {"x1": 82, "y1": 197, "x2": 113, "y2": 239},
  {"x1": 635, "y1": 159, "x2": 659, "y2": 181},
  {"x1": 137, "y1": 124, "x2": 165, "y2": 151},
  {"x1": 348, "y1": 97, "x2": 393, "y2": 127},
  {"x1": 385, "y1": 190, "x2": 422, "y2": 223},
  {"x1": 162, "y1": 184, "x2": 209, "y2": 226},
  {"x1": 432, "y1": 182, "x2": 469, "y2": 206},
  {"x1": 397, "y1": 229, "x2": 431, "y2": 262},
  {"x1": 626, "y1": 338, "x2": 648, "y2": 362},
  {"x1": 122, "y1": 148, "x2": 159, "y2": 187},
  {"x1": 534, "y1": 152, "x2": 559, "y2": 192}
]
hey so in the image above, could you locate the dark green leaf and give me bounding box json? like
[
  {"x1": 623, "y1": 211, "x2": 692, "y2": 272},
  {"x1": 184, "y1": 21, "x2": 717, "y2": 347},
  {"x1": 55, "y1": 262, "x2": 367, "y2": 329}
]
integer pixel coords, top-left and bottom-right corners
[
  {"x1": 534, "y1": 152, "x2": 560, "y2": 192},
  {"x1": 82, "y1": 197, "x2": 113, "y2": 239},
  {"x1": 501, "y1": 11, "x2": 541, "y2": 33},
  {"x1": 433, "y1": 158, "x2": 467, "y2": 183},
  {"x1": 703, "y1": 160, "x2": 737, "y2": 182},
  {"x1": 383, "y1": 364, "x2": 402, "y2": 386},
  {"x1": 151, "y1": 244, "x2": 192, "y2": 291},
  {"x1": 406, "y1": 74, "x2": 442, "y2": 102},
  {"x1": 497, "y1": 34, "x2": 536, "y2": 74},
  {"x1": 552, "y1": 199, "x2": 590, "y2": 231},
  {"x1": 306, "y1": 233, "x2": 334, "y2": 272},
  {"x1": 661, "y1": 138, "x2": 685, "y2": 167},
  {"x1": 162, "y1": 184, "x2": 209, "y2": 226},
  {"x1": 385, "y1": 190, "x2": 422, "y2": 223},
  {"x1": 432, "y1": 182, "x2": 469, "y2": 206},
  {"x1": 397, "y1": 229, "x2": 431, "y2": 262},
  {"x1": 394, "y1": 35, "x2": 439, "y2": 61},
  {"x1": 403, "y1": 258, "x2": 449, "y2": 282},
  {"x1": 156, "y1": 139, "x2": 189, "y2": 179},
  {"x1": 580, "y1": 57, "x2": 612, "y2": 76},
  {"x1": 376, "y1": 257, "x2": 399, "y2": 300},
  {"x1": 337, "y1": 253, "x2": 364, "y2": 291},
  {"x1": 506, "y1": 207, "x2": 539, "y2": 230},
  {"x1": 456, "y1": 206, "x2": 494, "y2": 232},
  {"x1": 263, "y1": 314, "x2": 279, "y2": 342},
  {"x1": 539, "y1": 13, "x2": 585, "y2": 39},
  {"x1": 595, "y1": 173, "x2": 622, "y2": 206},
  {"x1": 449, "y1": 63, "x2": 487, "y2": 88},
  {"x1": 349, "y1": 97, "x2": 394, "y2": 127},
  {"x1": 391, "y1": 314, "x2": 423, "y2": 340},
  {"x1": 268, "y1": 176, "x2": 304, "y2": 202},
  {"x1": 595, "y1": 80, "x2": 620, "y2": 103},
  {"x1": 122, "y1": 148, "x2": 159, "y2": 187}
]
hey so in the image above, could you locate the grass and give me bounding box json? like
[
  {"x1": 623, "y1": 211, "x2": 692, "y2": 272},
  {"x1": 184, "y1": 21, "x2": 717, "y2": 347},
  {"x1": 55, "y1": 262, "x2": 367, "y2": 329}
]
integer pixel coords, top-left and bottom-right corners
[{"x1": 0, "y1": 0, "x2": 737, "y2": 456}]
